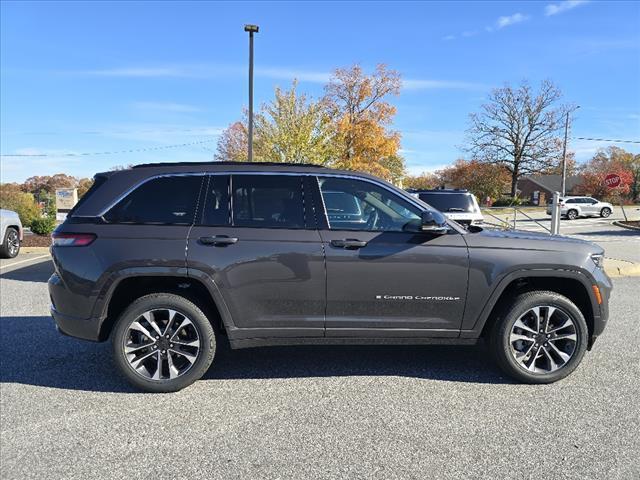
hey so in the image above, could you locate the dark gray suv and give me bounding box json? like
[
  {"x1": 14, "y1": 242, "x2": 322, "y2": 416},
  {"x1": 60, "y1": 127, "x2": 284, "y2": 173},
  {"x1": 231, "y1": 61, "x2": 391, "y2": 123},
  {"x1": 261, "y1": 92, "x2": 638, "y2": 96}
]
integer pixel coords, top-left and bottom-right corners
[{"x1": 49, "y1": 162, "x2": 612, "y2": 392}]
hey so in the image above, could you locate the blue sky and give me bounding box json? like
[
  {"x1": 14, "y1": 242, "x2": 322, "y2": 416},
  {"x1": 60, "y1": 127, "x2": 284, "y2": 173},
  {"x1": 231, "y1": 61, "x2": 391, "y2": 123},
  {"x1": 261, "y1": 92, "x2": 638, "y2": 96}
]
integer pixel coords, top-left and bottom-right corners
[{"x1": 1, "y1": 0, "x2": 639, "y2": 182}]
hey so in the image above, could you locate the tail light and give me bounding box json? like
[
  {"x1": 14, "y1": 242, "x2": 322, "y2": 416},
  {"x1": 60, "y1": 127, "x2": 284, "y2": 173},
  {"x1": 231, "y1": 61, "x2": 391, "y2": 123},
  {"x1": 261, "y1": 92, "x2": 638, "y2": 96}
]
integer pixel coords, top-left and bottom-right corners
[{"x1": 52, "y1": 233, "x2": 96, "y2": 247}]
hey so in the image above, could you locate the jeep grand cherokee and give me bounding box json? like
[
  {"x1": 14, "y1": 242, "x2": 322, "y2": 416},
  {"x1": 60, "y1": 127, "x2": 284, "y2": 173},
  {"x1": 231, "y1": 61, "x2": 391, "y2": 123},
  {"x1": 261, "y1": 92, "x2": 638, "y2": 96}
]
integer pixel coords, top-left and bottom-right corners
[{"x1": 49, "y1": 162, "x2": 611, "y2": 392}]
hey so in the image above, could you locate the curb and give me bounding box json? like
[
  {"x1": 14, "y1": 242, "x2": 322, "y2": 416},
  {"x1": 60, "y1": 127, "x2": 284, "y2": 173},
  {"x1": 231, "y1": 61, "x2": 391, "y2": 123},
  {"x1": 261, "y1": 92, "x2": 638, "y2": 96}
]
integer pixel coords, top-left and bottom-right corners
[
  {"x1": 20, "y1": 247, "x2": 51, "y2": 254},
  {"x1": 604, "y1": 258, "x2": 640, "y2": 277},
  {"x1": 613, "y1": 221, "x2": 640, "y2": 231}
]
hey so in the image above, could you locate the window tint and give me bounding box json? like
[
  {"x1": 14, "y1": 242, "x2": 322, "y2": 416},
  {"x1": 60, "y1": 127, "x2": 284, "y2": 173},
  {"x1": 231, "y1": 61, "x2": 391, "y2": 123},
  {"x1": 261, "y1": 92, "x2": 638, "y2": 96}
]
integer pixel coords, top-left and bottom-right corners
[
  {"x1": 232, "y1": 175, "x2": 305, "y2": 228},
  {"x1": 201, "y1": 175, "x2": 230, "y2": 226},
  {"x1": 319, "y1": 176, "x2": 420, "y2": 232},
  {"x1": 566, "y1": 199, "x2": 578, "y2": 203},
  {"x1": 104, "y1": 175, "x2": 203, "y2": 225},
  {"x1": 417, "y1": 192, "x2": 476, "y2": 213}
]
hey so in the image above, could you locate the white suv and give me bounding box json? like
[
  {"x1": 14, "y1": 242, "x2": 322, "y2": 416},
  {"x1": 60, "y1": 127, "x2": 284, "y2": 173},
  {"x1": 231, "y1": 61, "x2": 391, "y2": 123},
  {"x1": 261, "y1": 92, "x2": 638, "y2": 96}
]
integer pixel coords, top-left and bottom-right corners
[
  {"x1": 546, "y1": 196, "x2": 613, "y2": 220},
  {"x1": 0, "y1": 209, "x2": 23, "y2": 258}
]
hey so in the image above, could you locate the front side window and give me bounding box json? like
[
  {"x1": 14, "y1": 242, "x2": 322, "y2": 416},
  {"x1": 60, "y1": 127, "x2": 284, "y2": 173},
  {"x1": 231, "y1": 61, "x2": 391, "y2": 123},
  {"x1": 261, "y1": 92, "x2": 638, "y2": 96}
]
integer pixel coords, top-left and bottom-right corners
[
  {"x1": 104, "y1": 175, "x2": 203, "y2": 225},
  {"x1": 318, "y1": 176, "x2": 421, "y2": 232},
  {"x1": 201, "y1": 175, "x2": 230, "y2": 226},
  {"x1": 232, "y1": 175, "x2": 305, "y2": 228}
]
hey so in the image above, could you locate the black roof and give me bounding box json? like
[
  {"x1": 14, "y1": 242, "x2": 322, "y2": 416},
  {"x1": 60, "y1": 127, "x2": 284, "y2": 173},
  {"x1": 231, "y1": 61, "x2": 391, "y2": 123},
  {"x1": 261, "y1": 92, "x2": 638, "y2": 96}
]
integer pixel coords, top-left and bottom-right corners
[{"x1": 132, "y1": 161, "x2": 327, "y2": 169}]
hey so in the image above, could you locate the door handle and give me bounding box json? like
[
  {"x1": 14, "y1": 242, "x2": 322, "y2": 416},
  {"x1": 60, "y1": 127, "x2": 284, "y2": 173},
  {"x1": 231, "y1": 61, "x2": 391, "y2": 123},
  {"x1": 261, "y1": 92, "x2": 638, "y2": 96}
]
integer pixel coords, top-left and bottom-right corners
[
  {"x1": 330, "y1": 239, "x2": 368, "y2": 249},
  {"x1": 199, "y1": 235, "x2": 238, "y2": 246}
]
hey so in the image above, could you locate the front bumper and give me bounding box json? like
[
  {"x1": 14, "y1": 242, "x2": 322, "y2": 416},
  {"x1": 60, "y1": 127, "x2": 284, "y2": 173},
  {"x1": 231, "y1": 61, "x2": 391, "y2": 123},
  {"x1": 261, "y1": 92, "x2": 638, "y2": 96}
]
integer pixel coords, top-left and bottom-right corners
[{"x1": 588, "y1": 266, "x2": 612, "y2": 349}]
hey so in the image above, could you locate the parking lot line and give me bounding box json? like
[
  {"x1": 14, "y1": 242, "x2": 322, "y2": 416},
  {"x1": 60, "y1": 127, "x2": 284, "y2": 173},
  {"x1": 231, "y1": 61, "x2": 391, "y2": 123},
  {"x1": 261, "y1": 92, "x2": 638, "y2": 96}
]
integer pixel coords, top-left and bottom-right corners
[{"x1": 0, "y1": 254, "x2": 50, "y2": 271}]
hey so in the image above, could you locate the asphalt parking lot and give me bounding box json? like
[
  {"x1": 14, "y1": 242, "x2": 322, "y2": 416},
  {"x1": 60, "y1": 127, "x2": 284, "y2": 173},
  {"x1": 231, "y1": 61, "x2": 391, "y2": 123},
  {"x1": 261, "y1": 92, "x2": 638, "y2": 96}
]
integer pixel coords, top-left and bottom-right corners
[{"x1": 1, "y1": 251, "x2": 639, "y2": 479}]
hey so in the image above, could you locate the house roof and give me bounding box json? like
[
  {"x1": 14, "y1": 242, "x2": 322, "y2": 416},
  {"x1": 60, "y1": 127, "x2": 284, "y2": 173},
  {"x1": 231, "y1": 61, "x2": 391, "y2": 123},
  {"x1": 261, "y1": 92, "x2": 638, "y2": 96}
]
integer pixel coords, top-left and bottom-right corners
[{"x1": 519, "y1": 174, "x2": 582, "y2": 193}]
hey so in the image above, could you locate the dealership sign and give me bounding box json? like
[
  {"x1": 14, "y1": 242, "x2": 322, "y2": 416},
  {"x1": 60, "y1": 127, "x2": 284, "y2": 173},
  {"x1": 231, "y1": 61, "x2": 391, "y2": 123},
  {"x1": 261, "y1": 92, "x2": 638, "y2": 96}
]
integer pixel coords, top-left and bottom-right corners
[{"x1": 604, "y1": 173, "x2": 621, "y2": 189}]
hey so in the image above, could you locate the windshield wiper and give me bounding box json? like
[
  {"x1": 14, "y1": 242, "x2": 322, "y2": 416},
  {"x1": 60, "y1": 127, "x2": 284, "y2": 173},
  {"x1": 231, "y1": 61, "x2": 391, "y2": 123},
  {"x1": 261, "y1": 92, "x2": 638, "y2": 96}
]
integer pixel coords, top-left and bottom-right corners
[{"x1": 447, "y1": 208, "x2": 465, "y2": 212}]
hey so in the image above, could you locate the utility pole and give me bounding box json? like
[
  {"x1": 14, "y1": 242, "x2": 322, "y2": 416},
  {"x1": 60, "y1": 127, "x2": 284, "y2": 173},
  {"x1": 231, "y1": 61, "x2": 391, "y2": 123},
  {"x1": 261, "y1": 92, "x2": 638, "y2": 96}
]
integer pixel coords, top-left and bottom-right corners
[
  {"x1": 560, "y1": 105, "x2": 580, "y2": 197},
  {"x1": 244, "y1": 24, "x2": 259, "y2": 162}
]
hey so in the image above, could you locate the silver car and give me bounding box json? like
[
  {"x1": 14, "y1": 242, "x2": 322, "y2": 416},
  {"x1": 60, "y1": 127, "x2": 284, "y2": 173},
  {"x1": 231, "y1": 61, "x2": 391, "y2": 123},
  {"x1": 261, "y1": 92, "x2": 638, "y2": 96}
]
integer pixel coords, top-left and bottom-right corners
[
  {"x1": 546, "y1": 196, "x2": 613, "y2": 220},
  {"x1": 0, "y1": 209, "x2": 23, "y2": 258}
]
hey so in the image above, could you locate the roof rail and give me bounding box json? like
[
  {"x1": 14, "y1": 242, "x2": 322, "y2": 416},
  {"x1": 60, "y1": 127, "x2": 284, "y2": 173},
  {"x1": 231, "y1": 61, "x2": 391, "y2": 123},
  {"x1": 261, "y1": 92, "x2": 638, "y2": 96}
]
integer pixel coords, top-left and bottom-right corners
[{"x1": 131, "y1": 161, "x2": 328, "y2": 169}]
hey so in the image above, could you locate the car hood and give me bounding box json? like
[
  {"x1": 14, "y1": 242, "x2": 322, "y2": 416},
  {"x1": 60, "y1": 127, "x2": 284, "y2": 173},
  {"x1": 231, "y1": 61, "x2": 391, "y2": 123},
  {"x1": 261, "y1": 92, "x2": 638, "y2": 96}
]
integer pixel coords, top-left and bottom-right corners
[{"x1": 465, "y1": 227, "x2": 603, "y2": 255}]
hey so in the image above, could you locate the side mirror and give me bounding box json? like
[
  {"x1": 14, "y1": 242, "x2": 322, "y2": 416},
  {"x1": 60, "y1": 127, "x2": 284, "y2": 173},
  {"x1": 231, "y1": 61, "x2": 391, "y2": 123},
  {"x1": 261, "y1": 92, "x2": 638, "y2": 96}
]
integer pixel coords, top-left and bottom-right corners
[{"x1": 421, "y1": 211, "x2": 448, "y2": 234}]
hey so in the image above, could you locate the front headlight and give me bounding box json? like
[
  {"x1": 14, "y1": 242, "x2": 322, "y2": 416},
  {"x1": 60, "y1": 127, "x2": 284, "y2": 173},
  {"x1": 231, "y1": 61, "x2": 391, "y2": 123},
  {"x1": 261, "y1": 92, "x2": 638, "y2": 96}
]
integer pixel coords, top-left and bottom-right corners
[{"x1": 591, "y1": 253, "x2": 605, "y2": 269}]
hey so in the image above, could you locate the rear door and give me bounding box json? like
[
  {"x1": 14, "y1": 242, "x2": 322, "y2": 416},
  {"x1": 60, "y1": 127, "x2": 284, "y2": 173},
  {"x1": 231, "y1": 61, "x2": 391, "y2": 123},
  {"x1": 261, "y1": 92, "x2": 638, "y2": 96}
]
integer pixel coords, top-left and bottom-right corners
[
  {"x1": 187, "y1": 174, "x2": 325, "y2": 338},
  {"x1": 314, "y1": 175, "x2": 469, "y2": 337}
]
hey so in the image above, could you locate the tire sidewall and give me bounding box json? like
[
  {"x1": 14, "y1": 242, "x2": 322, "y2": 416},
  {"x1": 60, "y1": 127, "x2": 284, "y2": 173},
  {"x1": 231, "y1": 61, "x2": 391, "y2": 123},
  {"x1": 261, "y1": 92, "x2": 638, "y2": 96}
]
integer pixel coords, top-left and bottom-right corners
[
  {"x1": 2, "y1": 227, "x2": 20, "y2": 258},
  {"x1": 601, "y1": 207, "x2": 611, "y2": 218},
  {"x1": 492, "y1": 291, "x2": 588, "y2": 384},
  {"x1": 112, "y1": 293, "x2": 215, "y2": 392}
]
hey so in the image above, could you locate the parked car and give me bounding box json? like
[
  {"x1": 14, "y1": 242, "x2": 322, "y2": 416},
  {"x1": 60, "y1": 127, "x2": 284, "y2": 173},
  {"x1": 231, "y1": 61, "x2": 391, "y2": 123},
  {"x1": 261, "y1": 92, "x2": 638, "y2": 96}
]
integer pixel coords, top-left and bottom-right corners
[
  {"x1": 49, "y1": 162, "x2": 611, "y2": 392},
  {"x1": 0, "y1": 209, "x2": 23, "y2": 258},
  {"x1": 408, "y1": 189, "x2": 484, "y2": 228},
  {"x1": 546, "y1": 196, "x2": 613, "y2": 220}
]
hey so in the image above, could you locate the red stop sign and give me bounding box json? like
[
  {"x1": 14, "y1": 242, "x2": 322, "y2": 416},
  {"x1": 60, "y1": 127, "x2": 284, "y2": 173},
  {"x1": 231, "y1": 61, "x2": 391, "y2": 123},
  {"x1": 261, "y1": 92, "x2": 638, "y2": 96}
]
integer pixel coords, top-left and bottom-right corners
[{"x1": 604, "y1": 173, "x2": 621, "y2": 188}]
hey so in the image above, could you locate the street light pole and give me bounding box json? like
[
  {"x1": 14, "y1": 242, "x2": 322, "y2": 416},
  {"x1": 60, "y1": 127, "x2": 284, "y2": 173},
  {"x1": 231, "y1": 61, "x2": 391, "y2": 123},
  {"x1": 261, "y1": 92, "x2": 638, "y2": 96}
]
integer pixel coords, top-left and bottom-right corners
[
  {"x1": 244, "y1": 24, "x2": 259, "y2": 162},
  {"x1": 560, "y1": 105, "x2": 579, "y2": 197}
]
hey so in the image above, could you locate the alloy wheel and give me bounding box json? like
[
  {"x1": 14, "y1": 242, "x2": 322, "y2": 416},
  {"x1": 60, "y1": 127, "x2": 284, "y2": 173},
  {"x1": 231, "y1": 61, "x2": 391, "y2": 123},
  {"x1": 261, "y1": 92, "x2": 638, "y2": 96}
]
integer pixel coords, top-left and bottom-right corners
[
  {"x1": 509, "y1": 305, "x2": 578, "y2": 374},
  {"x1": 567, "y1": 210, "x2": 578, "y2": 220},
  {"x1": 601, "y1": 208, "x2": 611, "y2": 218},
  {"x1": 7, "y1": 230, "x2": 19, "y2": 257},
  {"x1": 123, "y1": 308, "x2": 200, "y2": 381}
]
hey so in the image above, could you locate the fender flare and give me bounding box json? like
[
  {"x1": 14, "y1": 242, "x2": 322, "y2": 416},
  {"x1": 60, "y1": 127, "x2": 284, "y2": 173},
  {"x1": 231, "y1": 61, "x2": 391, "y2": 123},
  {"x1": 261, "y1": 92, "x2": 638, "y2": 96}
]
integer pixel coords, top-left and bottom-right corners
[
  {"x1": 93, "y1": 266, "x2": 236, "y2": 336},
  {"x1": 461, "y1": 267, "x2": 599, "y2": 338}
]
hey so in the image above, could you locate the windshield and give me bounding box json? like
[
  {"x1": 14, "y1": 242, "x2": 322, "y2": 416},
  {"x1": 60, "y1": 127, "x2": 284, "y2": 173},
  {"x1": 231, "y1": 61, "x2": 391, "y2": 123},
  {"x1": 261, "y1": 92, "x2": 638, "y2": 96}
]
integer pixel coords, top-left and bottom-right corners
[{"x1": 417, "y1": 192, "x2": 477, "y2": 213}]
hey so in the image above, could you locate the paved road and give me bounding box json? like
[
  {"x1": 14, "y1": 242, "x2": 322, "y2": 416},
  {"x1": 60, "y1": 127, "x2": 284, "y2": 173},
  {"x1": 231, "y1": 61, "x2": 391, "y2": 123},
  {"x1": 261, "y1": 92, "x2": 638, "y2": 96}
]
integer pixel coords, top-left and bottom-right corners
[
  {"x1": 1, "y1": 257, "x2": 638, "y2": 479},
  {"x1": 483, "y1": 207, "x2": 640, "y2": 263}
]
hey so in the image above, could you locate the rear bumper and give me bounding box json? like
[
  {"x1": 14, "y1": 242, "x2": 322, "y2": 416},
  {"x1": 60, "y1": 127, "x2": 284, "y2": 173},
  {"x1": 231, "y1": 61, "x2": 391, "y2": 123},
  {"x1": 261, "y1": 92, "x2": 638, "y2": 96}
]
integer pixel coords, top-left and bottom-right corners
[{"x1": 50, "y1": 306, "x2": 101, "y2": 341}]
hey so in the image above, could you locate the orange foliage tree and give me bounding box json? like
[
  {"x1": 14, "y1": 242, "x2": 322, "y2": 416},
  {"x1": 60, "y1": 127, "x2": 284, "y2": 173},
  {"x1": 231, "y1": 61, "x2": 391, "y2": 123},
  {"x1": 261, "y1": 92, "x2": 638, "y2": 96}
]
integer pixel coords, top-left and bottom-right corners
[
  {"x1": 574, "y1": 146, "x2": 635, "y2": 201},
  {"x1": 323, "y1": 64, "x2": 405, "y2": 183}
]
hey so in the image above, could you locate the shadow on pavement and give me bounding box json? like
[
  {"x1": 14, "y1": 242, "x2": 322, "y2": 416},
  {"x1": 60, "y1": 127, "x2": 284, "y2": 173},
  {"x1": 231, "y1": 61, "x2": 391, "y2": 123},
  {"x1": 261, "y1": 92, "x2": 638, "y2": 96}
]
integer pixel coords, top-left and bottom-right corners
[
  {"x1": 0, "y1": 315, "x2": 513, "y2": 393},
  {"x1": 0, "y1": 260, "x2": 53, "y2": 283},
  {"x1": 575, "y1": 229, "x2": 640, "y2": 237}
]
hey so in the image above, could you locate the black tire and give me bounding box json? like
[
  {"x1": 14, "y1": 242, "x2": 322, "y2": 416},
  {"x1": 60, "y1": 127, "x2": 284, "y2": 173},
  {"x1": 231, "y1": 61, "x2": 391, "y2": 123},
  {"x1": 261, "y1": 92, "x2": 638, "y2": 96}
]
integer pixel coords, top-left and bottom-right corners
[
  {"x1": 489, "y1": 290, "x2": 588, "y2": 384},
  {"x1": 566, "y1": 209, "x2": 578, "y2": 220},
  {"x1": 600, "y1": 207, "x2": 611, "y2": 218},
  {"x1": 112, "y1": 293, "x2": 215, "y2": 392},
  {"x1": 0, "y1": 227, "x2": 20, "y2": 258}
]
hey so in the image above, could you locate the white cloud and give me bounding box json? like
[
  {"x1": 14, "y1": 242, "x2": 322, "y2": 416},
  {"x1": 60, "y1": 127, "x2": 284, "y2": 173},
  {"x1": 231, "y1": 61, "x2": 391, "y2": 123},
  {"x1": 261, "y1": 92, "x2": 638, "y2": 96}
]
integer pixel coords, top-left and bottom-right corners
[
  {"x1": 131, "y1": 101, "x2": 203, "y2": 113},
  {"x1": 496, "y1": 13, "x2": 529, "y2": 29},
  {"x1": 442, "y1": 34, "x2": 456, "y2": 41},
  {"x1": 545, "y1": 0, "x2": 589, "y2": 17}
]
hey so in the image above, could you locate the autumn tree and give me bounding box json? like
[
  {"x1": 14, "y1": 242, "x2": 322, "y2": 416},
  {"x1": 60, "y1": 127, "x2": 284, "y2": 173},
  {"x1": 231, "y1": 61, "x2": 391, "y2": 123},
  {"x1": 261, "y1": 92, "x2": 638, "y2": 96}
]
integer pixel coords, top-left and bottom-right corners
[
  {"x1": 323, "y1": 64, "x2": 405, "y2": 183},
  {"x1": 254, "y1": 81, "x2": 335, "y2": 165},
  {"x1": 0, "y1": 183, "x2": 40, "y2": 226},
  {"x1": 466, "y1": 80, "x2": 568, "y2": 197},
  {"x1": 403, "y1": 172, "x2": 440, "y2": 190},
  {"x1": 215, "y1": 121, "x2": 249, "y2": 162},
  {"x1": 575, "y1": 146, "x2": 635, "y2": 200},
  {"x1": 436, "y1": 159, "x2": 511, "y2": 203},
  {"x1": 22, "y1": 173, "x2": 78, "y2": 195},
  {"x1": 77, "y1": 178, "x2": 94, "y2": 198}
]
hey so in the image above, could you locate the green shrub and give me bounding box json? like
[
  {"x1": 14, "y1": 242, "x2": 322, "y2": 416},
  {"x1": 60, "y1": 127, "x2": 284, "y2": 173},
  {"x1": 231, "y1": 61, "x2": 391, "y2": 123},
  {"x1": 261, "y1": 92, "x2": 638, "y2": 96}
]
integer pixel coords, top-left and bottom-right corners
[
  {"x1": 0, "y1": 187, "x2": 41, "y2": 227},
  {"x1": 30, "y1": 216, "x2": 57, "y2": 235}
]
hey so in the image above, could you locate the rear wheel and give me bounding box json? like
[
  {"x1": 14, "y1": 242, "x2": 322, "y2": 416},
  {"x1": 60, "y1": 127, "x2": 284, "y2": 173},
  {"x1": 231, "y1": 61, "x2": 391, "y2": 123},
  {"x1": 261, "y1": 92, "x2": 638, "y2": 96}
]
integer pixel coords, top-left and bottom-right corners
[
  {"x1": 600, "y1": 207, "x2": 612, "y2": 218},
  {"x1": 566, "y1": 209, "x2": 578, "y2": 220},
  {"x1": 489, "y1": 291, "x2": 588, "y2": 383},
  {"x1": 0, "y1": 227, "x2": 20, "y2": 258},
  {"x1": 112, "y1": 293, "x2": 215, "y2": 392}
]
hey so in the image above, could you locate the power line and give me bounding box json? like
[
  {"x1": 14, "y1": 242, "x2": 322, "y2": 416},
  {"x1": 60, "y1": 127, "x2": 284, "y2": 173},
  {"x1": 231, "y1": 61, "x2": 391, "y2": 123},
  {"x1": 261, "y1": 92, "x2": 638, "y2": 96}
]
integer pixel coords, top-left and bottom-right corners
[
  {"x1": 0, "y1": 139, "x2": 217, "y2": 158},
  {"x1": 573, "y1": 137, "x2": 640, "y2": 144}
]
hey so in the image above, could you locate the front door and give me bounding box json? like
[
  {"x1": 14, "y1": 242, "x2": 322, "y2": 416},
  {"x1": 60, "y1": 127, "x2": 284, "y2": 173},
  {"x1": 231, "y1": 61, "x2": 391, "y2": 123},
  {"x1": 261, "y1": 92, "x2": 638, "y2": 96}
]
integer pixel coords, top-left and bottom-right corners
[
  {"x1": 314, "y1": 175, "x2": 469, "y2": 337},
  {"x1": 187, "y1": 174, "x2": 325, "y2": 338}
]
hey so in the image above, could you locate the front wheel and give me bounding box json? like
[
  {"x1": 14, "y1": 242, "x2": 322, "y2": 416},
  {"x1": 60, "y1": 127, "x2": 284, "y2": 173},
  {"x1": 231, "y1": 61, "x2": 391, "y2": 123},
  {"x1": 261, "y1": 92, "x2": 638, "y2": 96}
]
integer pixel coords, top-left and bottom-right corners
[
  {"x1": 489, "y1": 291, "x2": 588, "y2": 383},
  {"x1": 600, "y1": 207, "x2": 612, "y2": 218},
  {"x1": 112, "y1": 293, "x2": 215, "y2": 392}
]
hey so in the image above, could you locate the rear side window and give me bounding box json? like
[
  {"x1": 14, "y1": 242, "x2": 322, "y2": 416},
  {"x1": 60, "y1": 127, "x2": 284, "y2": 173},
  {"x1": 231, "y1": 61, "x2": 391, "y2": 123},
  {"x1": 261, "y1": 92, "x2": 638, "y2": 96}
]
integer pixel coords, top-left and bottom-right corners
[
  {"x1": 232, "y1": 175, "x2": 305, "y2": 228},
  {"x1": 104, "y1": 175, "x2": 203, "y2": 225},
  {"x1": 417, "y1": 192, "x2": 475, "y2": 213},
  {"x1": 68, "y1": 174, "x2": 108, "y2": 216}
]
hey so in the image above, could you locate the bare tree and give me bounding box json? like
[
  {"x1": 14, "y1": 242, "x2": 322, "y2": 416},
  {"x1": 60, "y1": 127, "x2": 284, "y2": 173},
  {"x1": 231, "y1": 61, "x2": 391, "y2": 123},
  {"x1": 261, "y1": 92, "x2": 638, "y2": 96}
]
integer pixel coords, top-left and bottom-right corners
[{"x1": 466, "y1": 80, "x2": 568, "y2": 197}]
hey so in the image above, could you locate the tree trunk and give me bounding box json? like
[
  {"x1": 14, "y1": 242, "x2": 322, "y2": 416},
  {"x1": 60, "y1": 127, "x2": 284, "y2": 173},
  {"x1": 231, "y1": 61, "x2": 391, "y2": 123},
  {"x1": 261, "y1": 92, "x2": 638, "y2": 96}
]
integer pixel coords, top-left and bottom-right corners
[{"x1": 510, "y1": 170, "x2": 518, "y2": 198}]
